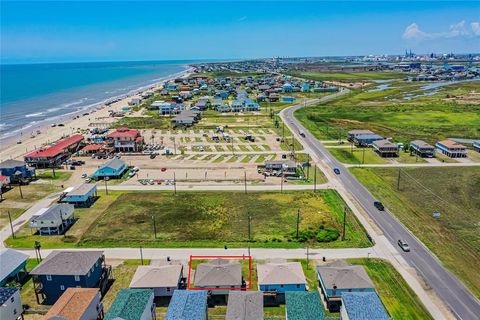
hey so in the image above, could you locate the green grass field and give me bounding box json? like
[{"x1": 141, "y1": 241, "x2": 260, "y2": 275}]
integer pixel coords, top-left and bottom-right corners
[
  {"x1": 288, "y1": 71, "x2": 410, "y2": 82},
  {"x1": 350, "y1": 167, "x2": 480, "y2": 298},
  {"x1": 349, "y1": 258, "x2": 432, "y2": 319},
  {"x1": 6, "y1": 190, "x2": 371, "y2": 249}
]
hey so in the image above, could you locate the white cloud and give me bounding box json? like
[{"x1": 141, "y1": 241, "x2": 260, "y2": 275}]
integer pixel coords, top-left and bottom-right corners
[{"x1": 402, "y1": 20, "x2": 480, "y2": 41}]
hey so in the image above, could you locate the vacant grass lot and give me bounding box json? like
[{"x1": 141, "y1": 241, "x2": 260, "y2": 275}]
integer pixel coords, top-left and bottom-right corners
[
  {"x1": 350, "y1": 167, "x2": 480, "y2": 298},
  {"x1": 349, "y1": 258, "x2": 432, "y2": 320},
  {"x1": 288, "y1": 71, "x2": 410, "y2": 82},
  {"x1": 295, "y1": 82, "x2": 480, "y2": 143}
]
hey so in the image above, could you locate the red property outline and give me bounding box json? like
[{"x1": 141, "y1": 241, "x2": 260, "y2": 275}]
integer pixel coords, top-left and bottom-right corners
[{"x1": 187, "y1": 255, "x2": 252, "y2": 291}]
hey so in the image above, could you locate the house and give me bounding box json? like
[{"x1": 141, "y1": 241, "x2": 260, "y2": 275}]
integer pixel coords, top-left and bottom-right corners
[
  {"x1": 92, "y1": 158, "x2": 128, "y2": 180},
  {"x1": 231, "y1": 100, "x2": 244, "y2": 112},
  {"x1": 0, "y1": 176, "x2": 10, "y2": 190},
  {"x1": 193, "y1": 259, "x2": 243, "y2": 295},
  {"x1": 354, "y1": 134, "x2": 384, "y2": 147},
  {"x1": 473, "y1": 140, "x2": 480, "y2": 152},
  {"x1": 226, "y1": 291, "x2": 263, "y2": 320},
  {"x1": 0, "y1": 287, "x2": 23, "y2": 320},
  {"x1": 24, "y1": 135, "x2": 84, "y2": 168},
  {"x1": 65, "y1": 184, "x2": 97, "y2": 207},
  {"x1": 105, "y1": 288, "x2": 155, "y2": 320},
  {"x1": 45, "y1": 288, "x2": 103, "y2": 320},
  {"x1": 268, "y1": 93, "x2": 279, "y2": 102},
  {"x1": 0, "y1": 160, "x2": 35, "y2": 183},
  {"x1": 410, "y1": 140, "x2": 435, "y2": 158},
  {"x1": 340, "y1": 292, "x2": 389, "y2": 320},
  {"x1": 262, "y1": 160, "x2": 297, "y2": 175},
  {"x1": 29, "y1": 203, "x2": 76, "y2": 235},
  {"x1": 301, "y1": 83, "x2": 311, "y2": 92},
  {"x1": 282, "y1": 96, "x2": 296, "y2": 103},
  {"x1": 257, "y1": 261, "x2": 307, "y2": 300},
  {"x1": 81, "y1": 144, "x2": 110, "y2": 156},
  {"x1": 181, "y1": 110, "x2": 202, "y2": 121},
  {"x1": 316, "y1": 262, "x2": 375, "y2": 311},
  {"x1": 171, "y1": 115, "x2": 196, "y2": 128},
  {"x1": 0, "y1": 249, "x2": 28, "y2": 286},
  {"x1": 195, "y1": 100, "x2": 208, "y2": 111},
  {"x1": 282, "y1": 83, "x2": 293, "y2": 93},
  {"x1": 129, "y1": 264, "x2": 183, "y2": 297},
  {"x1": 372, "y1": 140, "x2": 399, "y2": 158},
  {"x1": 347, "y1": 130, "x2": 374, "y2": 142},
  {"x1": 128, "y1": 98, "x2": 142, "y2": 106},
  {"x1": 285, "y1": 291, "x2": 325, "y2": 320},
  {"x1": 244, "y1": 99, "x2": 260, "y2": 111},
  {"x1": 107, "y1": 128, "x2": 143, "y2": 152},
  {"x1": 30, "y1": 251, "x2": 112, "y2": 304},
  {"x1": 435, "y1": 140, "x2": 467, "y2": 158},
  {"x1": 216, "y1": 104, "x2": 231, "y2": 113},
  {"x1": 165, "y1": 290, "x2": 208, "y2": 320},
  {"x1": 311, "y1": 87, "x2": 338, "y2": 93}
]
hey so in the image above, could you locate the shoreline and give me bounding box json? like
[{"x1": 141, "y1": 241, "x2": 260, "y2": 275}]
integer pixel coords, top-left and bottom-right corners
[{"x1": 0, "y1": 66, "x2": 194, "y2": 161}]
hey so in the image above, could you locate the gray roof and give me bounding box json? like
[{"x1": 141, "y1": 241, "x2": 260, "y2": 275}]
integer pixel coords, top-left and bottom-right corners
[
  {"x1": 101, "y1": 158, "x2": 126, "y2": 171},
  {"x1": 372, "y1": 139, "x2": 397, "y2": 148},
  {"x1": 194, "y1": 259, "x2": 242, "y2": 287},
  {"x1": 342, "y1": 292, "x2": 389, "y2": 320},
  {"x1": 67, "y1": 184, "x2": 96, "y2": 197},
  {"x1": 0, "y1": 159, "x2": 26, "y2": 169},
  {"x1": 32, "y1": 203, "x2": 74, "y2": 221},
  {"x1": 0, "y1": 249, "x2": 28, "y2": 282},
  {"x1": 411, "y1": 140, "x2": 434, "y2": 149},
  {"x1": 265, "y1": 160, "x2": 296, "y2": 168},
  {"x1": 348, "y1": 130, "x2": 374, "y2": 136},
  {"x1": 31, "y1": 251, "x2": 103, "y2": 276},
  {"x1": 257, "y1": 262, "x2": 306, "y2": 286},
  {"x1": 130, "y1": 265, "x2": 183, "y2": 288},
  {"x1": 316, "y1": 265, "x2": 374, "y2": 290},
  {"x1": 226, "y1": 291, "x2": 263, "y2": 320}
]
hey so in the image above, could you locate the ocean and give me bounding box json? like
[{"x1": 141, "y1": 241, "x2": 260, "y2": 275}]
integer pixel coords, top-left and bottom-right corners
[{"x1": 0, "y1": 60, "x2": 191, "y2": 141}]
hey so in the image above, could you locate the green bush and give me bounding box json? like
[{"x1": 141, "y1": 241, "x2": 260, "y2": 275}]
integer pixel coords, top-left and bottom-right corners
[{"x1": 316, "y1": 228, "x2": 340, "y2": 242}]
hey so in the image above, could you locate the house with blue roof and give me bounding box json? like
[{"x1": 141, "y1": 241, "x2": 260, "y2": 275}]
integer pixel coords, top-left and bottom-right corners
[
  {"x1": 0, "y1": 249, "x2": 29, "y2": 286},
  {"x1": 285, "y1": 291, "x2": 325, "y2": 320},
  {"x1": 0, "y1": 160, "x2": 36, "y2": 183},
  {"x1": 341, "y1": 292, "x2": 389, "y2": 320},
  {"x1": 105, "y1": 288, "x2": 155, "y2": 320},
  {"x1": 0, "y1": 287, "x2": 23, "y2": 320},
  {"x1": 244, "y1": 99, "x2": 260, "y2": 111},
  {"x1": 92, "y1": 158, "x2": 128, "y2": 180},
  {"x1": 282, "y1": 96, "x2": 296, "y2": 103},
  {"x1": 165, "y1": 290, "x2": 208, "y2": 320},
  {"x1": 353, "y1": 134, "x2": 384, "y2": 147},
  {"x1": 282, "y1": 83, "x2": 293, "y2": 93},
  {"x1": 301, "y1": 83, "x2": 311, "y2": 92},
  {"x1": 65, "y1": 183, "x2": 97, "y2": 207}
]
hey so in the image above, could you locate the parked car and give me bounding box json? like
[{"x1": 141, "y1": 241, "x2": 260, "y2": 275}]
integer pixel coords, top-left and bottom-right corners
[
  {"x1": 81, "y1": 173, "x2": 87, "y2": 178},
  {"x1": 374, "y1": 201, "x2": 385, "y2": 211},
  {"x1": 333, "y1": 168, "x2": 341, "y2": 175},
  {"x1": 398, "y1": 240, "x2": 410, "y2": 252},
  {"x1": 85, "y1": 178, "x2": 91, "y2": 183}
]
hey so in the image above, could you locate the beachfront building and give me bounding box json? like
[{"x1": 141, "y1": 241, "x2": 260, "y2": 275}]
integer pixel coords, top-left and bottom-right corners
[
  {"x1": 165, "y1": 290, "x2": 208, "y2": 320},
  {"x1": 341, "y1": 292, "x2": 389, "y2": 320},
  {"x1": 105, "y1": 289, "x2": 156, "y2": 320},
  {"x1": 285, "y1": 291, "x2": 325, "y2": 320},
  {"x1": 106, "y1": 127, "x2": 143, "y2": 152},
  {"x1": 24, "y1": 135, "x2": 84, "y2": 168},
  {"x1": 0, "y1": 287, "x2": 23, "y2": 320},
  {"x1": 226, "y1": 291, "x2": 263, "y2": 320},
  {"x1": 435, "y1": 140, "x2": 468, "y2": 158},
  {"x1": 29, "y1": 204, "x2": 75, "y2": 235},
  {"x1": 410, "y1": 140, "x2": 435, "y2": 158},
  {"x1": 0, "y1": 160, "x2": 36, "y2": 183},
  {"x1": 0, "y1": 249, "x2": 29, "y2": 286},
  {"x1": 129, "y1": 264, "x2": 184, "y2": 297},
  {"x1": 92, "y1": 158, "x2": 128, "y2": 180},
  {"x1": 372, "y1": 139, "x2": 399, "y2": 158},
  {"x1": 64, "y1": 184, "x2": 97, "y2": 207},
  {"x1": 45, "y1": 288, "x2": 104, "y2": 320}
]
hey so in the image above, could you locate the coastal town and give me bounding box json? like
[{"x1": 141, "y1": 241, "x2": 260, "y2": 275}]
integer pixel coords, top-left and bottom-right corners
[{"x1": 0, "y1": 53, "x2": 479, "y2": 320}]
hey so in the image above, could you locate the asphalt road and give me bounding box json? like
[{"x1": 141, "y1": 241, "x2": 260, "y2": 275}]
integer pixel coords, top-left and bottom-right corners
[{"x1": 281, "y1": 92, "x2": 480, "y2": 320}]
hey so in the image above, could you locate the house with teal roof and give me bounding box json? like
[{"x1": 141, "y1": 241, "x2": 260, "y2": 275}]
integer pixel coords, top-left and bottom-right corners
[
  {"x1": 165, "y1": 290, "x2": 208, "y2": 320},
  {"x1": 285, "y1": 291, "x2": 325, "y2": 320},
  {"x1": 105, "y1": 288, "x2": 155, "y2": 320}
]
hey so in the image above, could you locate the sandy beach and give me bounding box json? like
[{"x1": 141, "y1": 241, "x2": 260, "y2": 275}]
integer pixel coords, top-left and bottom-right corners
[{"x1": 0, "y1": 67, "x2": 193, "y2": 162}]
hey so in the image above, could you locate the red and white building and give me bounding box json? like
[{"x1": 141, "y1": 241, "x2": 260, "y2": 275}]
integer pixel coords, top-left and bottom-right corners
[
  {"x1": 106, "y1": 127, "x2": 144, "y2": 152},
  {"x1": 0, "y1": 175, "x2": 10, "y2": 190},
  {"x1": 24, "y1": 135, "x2": 84, "y2": 168}
]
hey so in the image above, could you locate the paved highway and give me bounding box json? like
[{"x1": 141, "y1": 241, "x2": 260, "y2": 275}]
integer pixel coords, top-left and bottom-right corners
[{"x1": 281, "y1": 92, "x2": 480, "y2": 320}]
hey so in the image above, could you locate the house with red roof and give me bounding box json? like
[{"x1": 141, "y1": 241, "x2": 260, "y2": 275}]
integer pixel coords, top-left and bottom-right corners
[
  {"x1": 24, "y1": 135, "x2": 84, "y2": 168},
  {"x1": 106, "y1": 128, "x2": 143, "y2": 152},
  {"x1": 0, "y1": 175, "x2": 10, "y2": 190}
]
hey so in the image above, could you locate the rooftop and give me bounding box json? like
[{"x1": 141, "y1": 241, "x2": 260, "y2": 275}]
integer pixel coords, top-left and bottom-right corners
[
  {"x1": 165, "y1": 290, "x2": 208, "y2": 320},
  {"x1": 45, "y1": 288, "x2": 99, "y2": 320},
  {"x1": 257, "y1": 262, "x2": 306, "y2": 286},
  {"x1": 99, "y1": 158, "x2": 127, "y2": 171},
  {"x1": 0, "y1": 159, "x2": 26, "y2": 169},
  {"x1": 31, "y1": 250, "x2": 103, "y2": 276},
  {"x1": 0, "y1": 287, "x2": 19, "y2": 305},
  {"x1": 31, "y1": 203, "x2": 74, "y2": 222},
  {"x1": 130, "y1": 265, "x2": 182, "y2": 288},
  {"x1": 107, "y1": 128, "x2": 140, "y2": 138},
  {"x1": 411, "y1": 140, "x2": 434, "y2": 149},
  {"x1": 105, "y1": 288, "x2": 154, "y2": 320},
  {"x1": 25, "y1": 135, "x2": 84, "y2": 158},
  {"x1": 316, "y1": 265, "x2": 374, "y2": 291},
  {"x1": 67, "y1": 184, "x2": 96, "y2": 197},
  {"x1": 226, "y1": 291, "x2": 263, "y2": 320},
  {"x1": 342, "y1": 292, "x2": 389, "y2": 320},
  {"x1": 285, "y1": 291, "x2": 325, "y2": 320},
  {"x1": 0, "y1": 249, "x2": 28, "y2": 283},
  {"x1": 194, "y1": 259, "x2": 242, "y2": 287},
  {"x1": 437, "y1": 139, "x2": 467, "y2": 149}
]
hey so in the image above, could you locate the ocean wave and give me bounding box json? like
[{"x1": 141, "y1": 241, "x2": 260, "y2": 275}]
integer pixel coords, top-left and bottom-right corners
[{"x1": 25, "y1": 112, "x2": 45, "y2": 118}]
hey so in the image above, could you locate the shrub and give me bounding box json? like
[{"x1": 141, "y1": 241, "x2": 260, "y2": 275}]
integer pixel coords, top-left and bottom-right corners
[{"x1": 316, "y1": 228, "x2": 340, "y2": 242}]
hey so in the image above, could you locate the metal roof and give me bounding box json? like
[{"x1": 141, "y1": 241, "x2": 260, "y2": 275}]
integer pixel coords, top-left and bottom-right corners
[
  {"x1": 0, "y1": 287, "x2": 19, "y2": 305},
  {"x1": 67, "y1": 184, "x2": 96, "y2": 197},
  {"x1": 100, "y1": 158, "x2": 127, "y2": 171},
  {"x1": 226, "y1": 291, "x2": 263, "y2": 320},
  {"x1": 0, "y1": 249, "x2": 28, "y2": 283},
  {"x1": 31, "y1": 251, "x2": 103, "y2": 276}
]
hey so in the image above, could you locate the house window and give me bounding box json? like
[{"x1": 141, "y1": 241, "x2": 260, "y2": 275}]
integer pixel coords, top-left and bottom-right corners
[
  {"x1": 296, "y1": 284, "x2": 300, "y2": 288},
  {"x1": 87, "y1": 271, "x2": 91, "y2": 277},
  {"x1": 60, "y1": 285, "x2": 65, "y2": 290},
  {"x1": 74, "y1": 275, "x2": 80, "y2": 281},
  {"x1": 280, "y1": 284, "x2": 284, "y2": 288},
  {"x1": 46, "y1": 275, "x2": 52, "y2": 281},
  {"x1": 10, "y1": 297, "x2": 14, "y2": 303},
  {"x1": 76, "y1": 286, "x2": 81, "y2": 288},
  {"x1": 13, "y1": 309, "x2": 17, "y2": 315},
  {"x1": 166, "y1": 287, "x2": 171, "y2": 292}
]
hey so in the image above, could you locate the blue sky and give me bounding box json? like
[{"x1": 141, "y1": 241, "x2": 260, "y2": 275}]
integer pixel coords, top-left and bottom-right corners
[{"x1": 1, "y1": 1, "x2": 479, "y2": 64}]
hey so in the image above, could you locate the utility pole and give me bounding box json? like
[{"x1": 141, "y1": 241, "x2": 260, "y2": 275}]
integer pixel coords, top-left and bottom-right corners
[
  {"x1": 306, "y1": 245, "x2": 310, "y2": 269},
  {"x1": 244, "y1": 171, "x2": 247, "y2": 194},
  {"x1": 342, "y1": 206, "x2": 347, "y2": 241},
  {"x1": 8, "y1": 211, "x2": 15, "y2": 239},
  {"x1": 313, "y1": 164, "x2": 317, "y2": 192},
  {"x1": 52, "y1": 166, "x2": 56, "y2": 178},
  {"x1": 296, "y1": 209, "x2": 300, "y2": 239},
  {"x1": 362, "y1": 147, "x2": 366, "y2": 164},
  {"x1": 397, "y1": 168, "x2": 401, "y2": 191},
  {"x1": 173, "y1": 172, "x2": 177, "y2": 195},
  {"x1": 140, "y1": 246, "x2": 144, "y2": 265},
  {"x1": 152, "y1": 215, "x2": 157, "y2": 239},
  {"x1": 104, "y1": 177, "x2": 109, "y2": 195},
  {"x1": 247, "y1": 212, "x2": 252, "y2": 256},
  {"x1": 280, "y1": 173, "x2": 284, "y2": 193}
]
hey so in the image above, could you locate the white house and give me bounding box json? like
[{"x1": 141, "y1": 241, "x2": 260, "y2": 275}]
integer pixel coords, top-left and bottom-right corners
[{"x1": 29, "y1": 203, "x2": 75, "y2": 235}]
